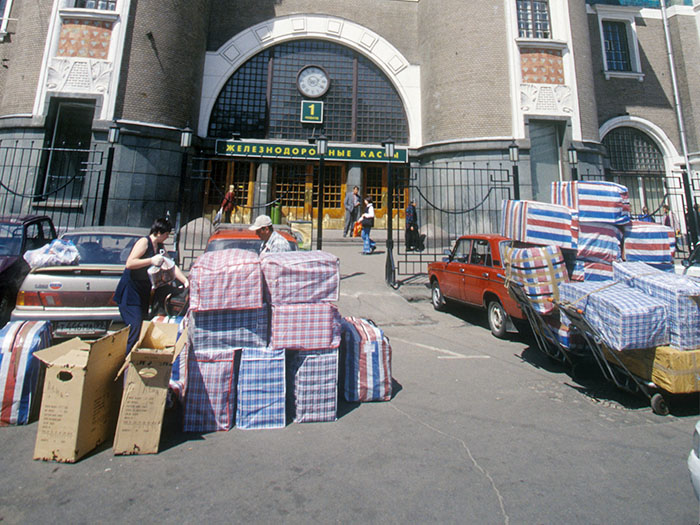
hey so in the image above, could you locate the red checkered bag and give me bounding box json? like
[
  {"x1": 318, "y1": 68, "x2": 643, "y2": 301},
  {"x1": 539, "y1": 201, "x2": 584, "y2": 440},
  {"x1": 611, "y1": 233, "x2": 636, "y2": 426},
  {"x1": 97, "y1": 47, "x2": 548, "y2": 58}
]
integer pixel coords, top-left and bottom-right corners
[
  {"x1": 270, "y1": 303, "x2": 341, "y2": 351},
  {"x1": 189, "y1": 249, "x2": 263, "y2": 311},
  {"x1": 261, "y1": 251, "x2": 339, "y2": 304}
]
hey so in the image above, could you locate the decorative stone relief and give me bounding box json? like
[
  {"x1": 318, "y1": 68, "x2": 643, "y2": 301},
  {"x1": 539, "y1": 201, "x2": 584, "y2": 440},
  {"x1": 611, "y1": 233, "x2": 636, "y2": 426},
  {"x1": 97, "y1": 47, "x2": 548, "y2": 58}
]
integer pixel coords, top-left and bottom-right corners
[
  {"x1": 520, "y1": 83, "x2": 573, "y2": 115},
  {"x1": 47, "y1": 57, "x2": 112, "y2": 93}
]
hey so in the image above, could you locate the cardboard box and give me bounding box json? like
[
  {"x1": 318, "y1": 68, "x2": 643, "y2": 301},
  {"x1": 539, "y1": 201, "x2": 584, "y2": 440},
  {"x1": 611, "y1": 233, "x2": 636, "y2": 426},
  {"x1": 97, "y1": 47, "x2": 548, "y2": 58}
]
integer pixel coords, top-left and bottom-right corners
[
  {"x1": 33, "y1": 328, "x2": 128, "y2": 463},
  {"x1": 113, "y1": 322, "x2": 185, "y2": 455}
]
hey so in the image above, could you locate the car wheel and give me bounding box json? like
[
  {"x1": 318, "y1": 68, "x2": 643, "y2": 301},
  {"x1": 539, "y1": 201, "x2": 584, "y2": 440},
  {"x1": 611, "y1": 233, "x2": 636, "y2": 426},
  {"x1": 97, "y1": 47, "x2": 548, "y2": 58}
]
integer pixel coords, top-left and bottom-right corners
[
  {"x1": 431, "y1": 280, "x2": 446, "y2": 311},
  {"x1": 487, "y1": 300, "x2": 508, "y2": 339}
]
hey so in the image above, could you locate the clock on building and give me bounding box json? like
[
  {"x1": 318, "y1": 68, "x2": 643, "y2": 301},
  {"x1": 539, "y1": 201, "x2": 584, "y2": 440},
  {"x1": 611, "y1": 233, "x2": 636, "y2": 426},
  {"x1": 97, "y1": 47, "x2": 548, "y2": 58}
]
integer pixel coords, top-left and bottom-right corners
[{"x1": 297, "y1": 65, "x2": 330, "y2": 98}]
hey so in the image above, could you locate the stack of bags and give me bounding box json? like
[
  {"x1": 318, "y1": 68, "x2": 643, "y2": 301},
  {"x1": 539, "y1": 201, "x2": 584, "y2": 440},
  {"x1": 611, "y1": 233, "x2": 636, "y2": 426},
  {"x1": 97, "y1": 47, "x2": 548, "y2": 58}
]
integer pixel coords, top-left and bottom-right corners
[
  {"x1": 262, "y1": 251, "x2": 341, "y2": 424},
  {"x1": 182, "y1": 249, "x2": 342, "y2": 431}
]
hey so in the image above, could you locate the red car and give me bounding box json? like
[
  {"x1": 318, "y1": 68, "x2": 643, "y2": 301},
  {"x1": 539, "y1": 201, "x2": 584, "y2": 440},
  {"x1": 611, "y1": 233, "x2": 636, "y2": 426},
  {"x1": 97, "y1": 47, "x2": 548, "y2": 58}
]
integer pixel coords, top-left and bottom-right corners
[
  {"x1": 428, "y1": 234, "x2": 525, "y2": 338},
  {"x1": 205, "y1": 223, "x2": 300, "y2": 252}
]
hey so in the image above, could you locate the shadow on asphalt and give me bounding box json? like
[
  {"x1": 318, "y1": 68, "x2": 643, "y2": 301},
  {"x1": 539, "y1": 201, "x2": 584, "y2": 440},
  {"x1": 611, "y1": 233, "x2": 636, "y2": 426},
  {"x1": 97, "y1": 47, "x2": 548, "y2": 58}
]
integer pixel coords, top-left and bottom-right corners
[{"x1": 340, "y1": 271, "x2": 365, "y2": 280}]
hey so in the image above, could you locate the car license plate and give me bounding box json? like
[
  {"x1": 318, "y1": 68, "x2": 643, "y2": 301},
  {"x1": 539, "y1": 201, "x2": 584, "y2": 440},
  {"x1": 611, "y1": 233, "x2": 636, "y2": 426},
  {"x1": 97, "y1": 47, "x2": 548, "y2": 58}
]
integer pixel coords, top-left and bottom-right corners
[{"x1": 53, "y1": 320, "x2": 110, "y2": 336}]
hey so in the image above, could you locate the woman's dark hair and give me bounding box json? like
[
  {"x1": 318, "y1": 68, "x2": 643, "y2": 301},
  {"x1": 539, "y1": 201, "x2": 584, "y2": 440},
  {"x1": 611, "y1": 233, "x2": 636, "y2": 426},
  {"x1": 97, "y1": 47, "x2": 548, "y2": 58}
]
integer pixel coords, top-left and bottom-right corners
[
  {"x1": 365, "y1": 196, "x2": 373, "y2": 204},
  {"x1": 150, "y1": 217, "x2": 173, "y2": 235}
]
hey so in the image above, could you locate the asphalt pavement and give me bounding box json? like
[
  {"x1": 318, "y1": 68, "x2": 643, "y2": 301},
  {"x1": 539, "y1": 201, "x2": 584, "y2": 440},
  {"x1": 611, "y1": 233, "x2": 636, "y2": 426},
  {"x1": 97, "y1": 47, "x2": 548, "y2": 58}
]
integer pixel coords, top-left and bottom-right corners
[{"x1": 1, "y1": 230, "x2": 699, "y2": 524}]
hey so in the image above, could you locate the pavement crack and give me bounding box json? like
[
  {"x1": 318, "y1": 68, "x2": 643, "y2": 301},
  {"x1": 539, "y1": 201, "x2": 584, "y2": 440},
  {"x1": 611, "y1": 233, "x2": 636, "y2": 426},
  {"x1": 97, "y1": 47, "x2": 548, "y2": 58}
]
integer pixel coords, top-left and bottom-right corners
[{"x1": 389, "y1": 404, "x2": 509, "y2": 525}]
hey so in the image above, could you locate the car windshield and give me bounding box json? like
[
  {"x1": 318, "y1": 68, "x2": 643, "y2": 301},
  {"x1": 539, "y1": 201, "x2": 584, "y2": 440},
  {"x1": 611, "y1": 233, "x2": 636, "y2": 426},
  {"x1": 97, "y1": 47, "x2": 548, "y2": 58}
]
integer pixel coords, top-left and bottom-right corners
[
  {"x1": 62, "y1": 233, "x2": 142, "y2": 264},
  {"x1": 0, "y1": 223, "x2": 23, "y2": 256},
  {"x1": 206, "y1": 239, "x2": 262, "y2": 253}
]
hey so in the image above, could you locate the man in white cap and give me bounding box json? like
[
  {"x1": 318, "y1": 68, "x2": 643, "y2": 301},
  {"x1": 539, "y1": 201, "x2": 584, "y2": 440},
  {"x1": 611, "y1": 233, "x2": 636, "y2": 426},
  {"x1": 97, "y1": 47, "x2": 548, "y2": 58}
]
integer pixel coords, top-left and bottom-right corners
[{"x1": 249, "y1": 214, "x2": 291, "y2": 254}]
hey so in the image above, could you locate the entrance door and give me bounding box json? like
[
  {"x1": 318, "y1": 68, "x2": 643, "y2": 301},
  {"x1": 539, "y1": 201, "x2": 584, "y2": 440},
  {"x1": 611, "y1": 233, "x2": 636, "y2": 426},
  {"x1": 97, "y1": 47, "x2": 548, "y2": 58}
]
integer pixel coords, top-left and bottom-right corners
[
  {"x1": 205, "y1": 160, "x2": 256, "y2": 223},
  {"x1": 363, "y1": 165, "x2": 409, "y2": 227},
  {"x1": 529, "y1": 121, "x2": 563, "y2": 202}
]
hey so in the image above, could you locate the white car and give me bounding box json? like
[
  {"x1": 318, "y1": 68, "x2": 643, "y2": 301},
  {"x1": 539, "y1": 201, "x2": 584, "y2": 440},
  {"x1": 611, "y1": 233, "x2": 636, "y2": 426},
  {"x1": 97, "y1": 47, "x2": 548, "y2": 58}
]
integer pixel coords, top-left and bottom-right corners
[
  {"x1": 688, "y1": 420, "x2": 700, "y2": 500},
  {"x1": 676, "y1": 246, "x2": 700, "y2": 279}
]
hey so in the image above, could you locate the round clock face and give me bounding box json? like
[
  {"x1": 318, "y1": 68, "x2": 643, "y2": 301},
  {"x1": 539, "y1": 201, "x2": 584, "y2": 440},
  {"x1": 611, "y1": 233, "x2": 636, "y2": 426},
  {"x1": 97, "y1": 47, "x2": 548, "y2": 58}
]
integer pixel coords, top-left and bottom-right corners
[{"x1": 297, "y1": 66, "x2": 330, "y2": 98}]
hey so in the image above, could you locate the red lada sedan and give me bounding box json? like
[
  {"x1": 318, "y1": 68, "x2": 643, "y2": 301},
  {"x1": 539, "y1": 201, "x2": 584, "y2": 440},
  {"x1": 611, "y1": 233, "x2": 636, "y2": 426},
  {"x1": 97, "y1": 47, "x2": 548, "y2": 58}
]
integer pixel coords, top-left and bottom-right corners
[{"x1": 428, "y1": 234, "x2": 525, "y2": 338}]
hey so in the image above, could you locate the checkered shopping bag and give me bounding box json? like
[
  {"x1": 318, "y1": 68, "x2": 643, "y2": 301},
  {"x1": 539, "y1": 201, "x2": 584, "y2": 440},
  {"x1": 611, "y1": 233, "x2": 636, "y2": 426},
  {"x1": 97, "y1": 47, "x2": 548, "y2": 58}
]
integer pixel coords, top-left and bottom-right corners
[
  {"x1": 340, "y1": 317, "x2": 392, "y2": 402},
  {"x1": 236, "y1": 347, "x2": 286, "y2": 429},
  {"x1": 286, "y1": 349, "x2": 338, "y2": 423}
]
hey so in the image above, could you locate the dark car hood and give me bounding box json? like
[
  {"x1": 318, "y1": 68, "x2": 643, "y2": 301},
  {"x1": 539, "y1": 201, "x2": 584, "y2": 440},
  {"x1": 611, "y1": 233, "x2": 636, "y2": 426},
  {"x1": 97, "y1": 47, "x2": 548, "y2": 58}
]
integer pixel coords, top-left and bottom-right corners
[{"x1": 0, "y1": 255, "x2": 20, "y2": 275}]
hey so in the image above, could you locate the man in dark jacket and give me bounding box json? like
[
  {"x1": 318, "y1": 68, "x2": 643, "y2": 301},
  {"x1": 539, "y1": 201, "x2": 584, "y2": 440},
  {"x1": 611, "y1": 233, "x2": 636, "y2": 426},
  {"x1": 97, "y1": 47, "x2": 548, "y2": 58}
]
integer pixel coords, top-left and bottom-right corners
[{"x1": 405, "y1": 199, "x2": 419, "y2": 251}]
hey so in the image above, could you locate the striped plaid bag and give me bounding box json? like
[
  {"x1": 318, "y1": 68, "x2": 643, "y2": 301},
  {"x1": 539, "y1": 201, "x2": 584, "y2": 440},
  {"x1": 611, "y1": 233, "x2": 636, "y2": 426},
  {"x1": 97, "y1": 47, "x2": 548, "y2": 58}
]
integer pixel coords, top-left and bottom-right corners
[
  {"x1": 270, "y1": 303, "x2": 341, "y2": 351},
  {"x1": 286, "y1": 349, "x2": 338, "y2": 423},
  {"x1": 340, "y1": 317, "x2": 392, "y2": 402},
  {"x1": 261, "y1": 251, "x2": 340, "y2": 304},
  {"x1": 501, "y1": 199, "x2": 579, "y2": 250},
  {"x1": 237, "y1": 347, "x2": 286, "y2": 429},
  {"x1": 570, "y1": 259, "x2": 614, "y2": 282},
  {"x1": 577, "y1": 222, "x2": 623, "y2": 263},
  {"x1": 183, "y1": 346, "x2": 239, "y2": 432},
  {"x1": 0, "y1": 321, "x2": 52, "y2": 426},
  {"x1": 191, "y1": 307, "x2": 270, "y2": 350},
  {"x1": 551, "y1": 181, "x2": 631, "y2": 225},
  {"x1": 622, "y1": 221, "x2": 675, "y2": 270},
  {"x1": 559, "y1": 280, "x2": 668, "y2": 351},
  {"x1": 613, "y1": 261, "x2": 700, "y2": 350},
  {"x1": 503, "y1": 245, "x2": 569, "y2": 314},
  {"x1": 189, "y1": 249, "x2": 263, "y2": 311}
]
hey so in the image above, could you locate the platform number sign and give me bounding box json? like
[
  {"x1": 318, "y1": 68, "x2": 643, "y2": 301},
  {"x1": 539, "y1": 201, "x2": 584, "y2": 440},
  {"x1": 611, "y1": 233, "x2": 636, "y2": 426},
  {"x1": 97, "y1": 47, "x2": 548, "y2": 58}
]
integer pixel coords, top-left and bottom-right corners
[{"x1": 300, "y1": 100, "x2": 324, "y2": 124}]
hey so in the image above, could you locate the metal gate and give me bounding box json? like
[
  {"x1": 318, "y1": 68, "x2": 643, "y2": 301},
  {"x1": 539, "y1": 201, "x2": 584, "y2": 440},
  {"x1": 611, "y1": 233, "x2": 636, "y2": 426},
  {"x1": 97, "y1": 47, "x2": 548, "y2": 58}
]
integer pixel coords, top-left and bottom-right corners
[
  {"x1": 391, "y1": 162, "x2": 518, "y2": 279},
  {"x1": 0, "y1": 141, "x2": 107, "y2": 232}
]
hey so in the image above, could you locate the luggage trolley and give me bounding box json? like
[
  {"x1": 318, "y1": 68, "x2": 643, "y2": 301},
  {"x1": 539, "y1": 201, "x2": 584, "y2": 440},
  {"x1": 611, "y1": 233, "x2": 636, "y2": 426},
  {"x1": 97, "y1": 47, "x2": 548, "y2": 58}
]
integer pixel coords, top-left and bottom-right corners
[
  {"x1": 557, "y1": 302, "x2": 670, "y2": 416},
  {"x1": 507, "y1": 282, "x2": 589, "y2": 368}
]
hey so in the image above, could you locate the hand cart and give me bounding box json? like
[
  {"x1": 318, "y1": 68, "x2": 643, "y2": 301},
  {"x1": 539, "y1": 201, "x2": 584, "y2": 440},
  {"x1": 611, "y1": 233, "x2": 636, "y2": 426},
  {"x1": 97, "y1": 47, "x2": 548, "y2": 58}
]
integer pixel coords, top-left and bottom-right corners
[
  {"x1": 507, "y1": 282, "x2": 589, "y2": 369},
  {"x1": 557, "y1": 301, "x2": 670, "y2": 415}
]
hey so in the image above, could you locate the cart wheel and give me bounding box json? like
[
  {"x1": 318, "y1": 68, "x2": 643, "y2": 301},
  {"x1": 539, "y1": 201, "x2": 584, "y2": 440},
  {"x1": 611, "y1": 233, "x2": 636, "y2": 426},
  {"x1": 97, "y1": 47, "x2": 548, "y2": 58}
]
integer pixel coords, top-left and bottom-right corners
[
  {"x1": 487, "y1": 300, "x2": 508, "y2": 339},
  {"x1": 650, "y1": 393, "x2": 669, "y2": 416},
  {"x1": 431, "y1": 280, "x2": 446, "y2": 311}
]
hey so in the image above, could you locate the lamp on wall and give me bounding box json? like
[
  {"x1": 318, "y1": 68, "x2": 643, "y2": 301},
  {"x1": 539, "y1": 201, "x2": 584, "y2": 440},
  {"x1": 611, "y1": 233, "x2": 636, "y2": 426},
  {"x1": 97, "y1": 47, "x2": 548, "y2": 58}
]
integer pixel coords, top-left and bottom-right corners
[
  {"x1": 180, "y1": 125, "x2": 193, "y2": 149},
  {"x1": 107, "y1": 121, "x2": 120, "y2": 144},
  {"x1": 509, "y1": 140, "x2": 520, "y2": 201},
  {"x1": 567, "y1": 145, "x2": 578, "y2": 181}
]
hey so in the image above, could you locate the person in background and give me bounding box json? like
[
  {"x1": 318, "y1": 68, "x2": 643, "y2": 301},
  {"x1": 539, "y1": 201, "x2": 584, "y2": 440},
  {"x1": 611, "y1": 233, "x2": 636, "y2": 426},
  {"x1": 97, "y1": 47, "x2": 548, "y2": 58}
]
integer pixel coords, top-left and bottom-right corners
[
  {"x1": 114, "y1": 217, "x2": 188, "y2": 354},
  {"x1": 405, "y1": 198, "x2": 419, "y2": 251},
  {"x1": 638, "y1": 206, "x2": 654, "y2": 222},
  {"x1": 685, "y1": 202, "x2": 700, "y2": 249},
  {"x1": 343, "y1": 185, "x2": 361, "y2": 238},
  {"x1": 662, "y1": 203, "x2": 683, "y2": 251},
  {"x1": 221, "y1": 184, "x2": 237, "y2": 223},
  {"x1": 360, "y1": 196, "x2": 376, "y2": 255},
  {"x1": 250, "y1": 214, "x2": 292, "y2": 254}
]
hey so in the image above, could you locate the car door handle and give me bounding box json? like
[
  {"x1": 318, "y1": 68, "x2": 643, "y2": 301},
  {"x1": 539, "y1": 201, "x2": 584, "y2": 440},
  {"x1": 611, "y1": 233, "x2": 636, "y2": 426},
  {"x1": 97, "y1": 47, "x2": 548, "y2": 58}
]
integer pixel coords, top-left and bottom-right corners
[
  {"x1": 460, "y1": 268, "x2": 465, "y2": 273},
  {"x1": 482, "y1": 272, "x2": 489, "y2": 278}
]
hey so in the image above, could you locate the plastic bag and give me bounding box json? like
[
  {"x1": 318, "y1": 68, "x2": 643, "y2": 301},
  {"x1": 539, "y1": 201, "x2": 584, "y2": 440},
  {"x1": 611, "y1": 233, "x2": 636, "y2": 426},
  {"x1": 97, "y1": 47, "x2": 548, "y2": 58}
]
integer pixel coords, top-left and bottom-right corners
[
  {"x1": 147, "y1": 256, "x2": 176, "y2": 288},
  {"x1": 213, "y1": 207, "x2": 223, "y2": 226},
  {"x1": 352, "y1": 221, "x2": 362, "y2": 237},
  {"x1": 23, "y1": 239, "x2": 81, "y2": 269}
]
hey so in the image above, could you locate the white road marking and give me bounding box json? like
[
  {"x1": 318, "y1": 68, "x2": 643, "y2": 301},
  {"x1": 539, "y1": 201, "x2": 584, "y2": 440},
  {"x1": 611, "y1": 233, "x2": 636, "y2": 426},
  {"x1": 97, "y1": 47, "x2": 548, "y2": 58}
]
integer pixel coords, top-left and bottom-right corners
[{"x1": 392, "y1": 337, "x2": 490, "y2": 360}]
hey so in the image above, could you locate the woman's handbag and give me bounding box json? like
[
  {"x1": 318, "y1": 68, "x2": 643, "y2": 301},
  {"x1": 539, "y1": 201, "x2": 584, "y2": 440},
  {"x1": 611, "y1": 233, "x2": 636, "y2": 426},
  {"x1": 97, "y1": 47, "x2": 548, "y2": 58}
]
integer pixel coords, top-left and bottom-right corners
[
  {"x1": 147, "y1": 256, "x2": 176, "y2": 288},
  {"x1": 361, "y1": 216, "x2": 374, "y2": 228}
]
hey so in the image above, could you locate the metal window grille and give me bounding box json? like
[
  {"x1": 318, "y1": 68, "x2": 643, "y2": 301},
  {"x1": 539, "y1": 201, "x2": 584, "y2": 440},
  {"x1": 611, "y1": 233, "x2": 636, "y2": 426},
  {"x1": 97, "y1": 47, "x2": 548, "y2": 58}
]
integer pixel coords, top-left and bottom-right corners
[
  {"x1": 517, "y1": 0, "x2": 551, "y2": 39},
  {"x1": 273, "y1": 164, "x2": 307, "y2": 208},
  {"x1": 603, "y1": 21, "x2": 632, "y2": 72},
  {"x1": 312, "y1": 165, "x2": 342, "y2": 209},
  {"x1": 74, "y1": 0, "x2": 117, "y2": 10},
  {"x1": 364, "y1": 166, "x2": 384, "y2": 210}
]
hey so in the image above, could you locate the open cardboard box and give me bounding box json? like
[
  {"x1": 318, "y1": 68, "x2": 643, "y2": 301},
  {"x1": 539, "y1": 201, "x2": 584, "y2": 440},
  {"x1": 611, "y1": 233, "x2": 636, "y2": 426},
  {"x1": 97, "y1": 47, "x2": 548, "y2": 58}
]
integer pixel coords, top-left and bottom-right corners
[
  {"x1": 113, "y1": 321, "x2": 186, "y2": 455},
  {"x1": 33, "y1": 327, "x2": 129, "y2": 463}
]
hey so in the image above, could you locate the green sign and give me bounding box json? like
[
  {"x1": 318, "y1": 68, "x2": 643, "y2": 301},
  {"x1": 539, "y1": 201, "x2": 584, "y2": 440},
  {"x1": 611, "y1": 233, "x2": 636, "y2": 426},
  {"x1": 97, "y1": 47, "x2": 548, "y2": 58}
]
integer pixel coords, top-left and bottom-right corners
[
  {"x1": 300, "y1": 101, "x2": 323, "y2": 123},
  {"x1": 215, "y1": 139, "x2": 408, "y2": 163}
]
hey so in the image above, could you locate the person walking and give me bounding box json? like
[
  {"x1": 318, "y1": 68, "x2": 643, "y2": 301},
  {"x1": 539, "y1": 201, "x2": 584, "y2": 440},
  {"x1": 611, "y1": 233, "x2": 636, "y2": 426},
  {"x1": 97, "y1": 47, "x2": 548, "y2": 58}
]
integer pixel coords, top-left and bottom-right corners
[
  {"x1": 114, "y1": 217, "x2": 188, "y2": 354},
  {"x1": 221, "y1": 184, "x2": 237, "y2": 223},
  {"x1": 638, "y1": 206, "x2": 654, "y2": 222},
  {"x1": 249, "y1": 214, "x2": 292, "y2": 254},
  {"x1": 405, "y1": 198, "x2": 419, "y2": 250},
  {"x1": 360, "y1": 196, "x2": 376, "y2": 255},
  {"x1": 662, "y1": 203, "x2": 682, "y2": 251},
  {"x1": 343, "y1": 185, "x2": 361, "y2": 237}
]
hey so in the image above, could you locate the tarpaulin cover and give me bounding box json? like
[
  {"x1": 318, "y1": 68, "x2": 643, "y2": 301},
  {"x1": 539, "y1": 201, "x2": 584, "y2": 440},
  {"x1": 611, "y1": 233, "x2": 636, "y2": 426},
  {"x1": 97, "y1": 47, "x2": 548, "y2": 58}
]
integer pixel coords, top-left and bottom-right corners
[
  {"x1": 501, "y1": 199, "x2": 579, "y2": 250},
  {"x1": 551, "y1": 180, "x2": 631, "y2": 224},
  {"x1": 286, "y1": 349, "x2": 338, "y2": 423},
  {"x1": 559, "y1": 280, "x2": 668, "y2": 351},
  {"x1": 270, "y1": 303, "x2": 341, "y2": 351},
  {"x1": 236, "y1": 347, "x2": 286, "y2": 429},
  {"x1": 0, "y1": 321, "x2": 51, "y2": 426},
  {"x1": 503, "y1": 244, "x2": 569, "y2": 314},
  {"x1": 183, "y1": 346, "x2": 239, "y2": 432},
  {"x1": 577, "y1": 222, "x2": 622, "y2": 263},
  {"x1": 340, "y1": 317, "x2": 392, "y2": 402},
  {"x1": 261, "y1": 250, "x2": 340, "y2": 304},
  {"x1": 191, "y1": 307, "x2": 270, "y2": 350},
  {"x1": 613, "y1": 261, "x2": 700, "y2": 350},
  {"x1": 570, "y1": 259, "x2": 614, "y2": 282},
  {"x1": 189, "y1": 249, "x2": 263, "y2": 311},
  {"x1": 621, "y1": 221, "x2": 675, "y2": 269}
]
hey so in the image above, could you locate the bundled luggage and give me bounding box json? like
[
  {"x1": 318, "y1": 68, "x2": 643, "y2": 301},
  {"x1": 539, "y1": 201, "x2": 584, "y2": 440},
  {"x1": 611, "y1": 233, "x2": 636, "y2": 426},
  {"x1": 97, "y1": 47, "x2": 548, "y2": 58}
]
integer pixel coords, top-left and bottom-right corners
[{"x1": 340, "y1": 317, "x2": 393, "y2": 402}]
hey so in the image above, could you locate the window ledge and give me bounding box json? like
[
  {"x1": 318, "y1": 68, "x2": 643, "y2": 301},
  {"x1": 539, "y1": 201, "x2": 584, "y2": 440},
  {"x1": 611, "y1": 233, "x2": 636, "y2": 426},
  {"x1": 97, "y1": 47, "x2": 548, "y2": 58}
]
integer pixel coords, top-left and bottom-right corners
[
  {"x1": 33, "y1": 199, "x2": 84, "y2": 210},
  {"x1": 59, "y1": 7, "x2": 119, "y2": 22},
  {"x1": 516, "y1": 38, "x2": 568, "y2": 52},
  {"x1": 604, "y1": 70, "x2": 644, "y2": 82}
]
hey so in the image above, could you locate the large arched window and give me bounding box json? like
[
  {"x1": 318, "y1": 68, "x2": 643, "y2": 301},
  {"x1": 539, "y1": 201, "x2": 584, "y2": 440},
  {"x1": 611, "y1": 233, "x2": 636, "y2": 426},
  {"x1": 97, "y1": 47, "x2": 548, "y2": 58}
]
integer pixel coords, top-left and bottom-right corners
[
  {"x1": 602, "y1": 126, "x2": 666, "y2": 215},
  {"x1": 208, "y1": 39, "x2": 409, "y2": 144}
]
